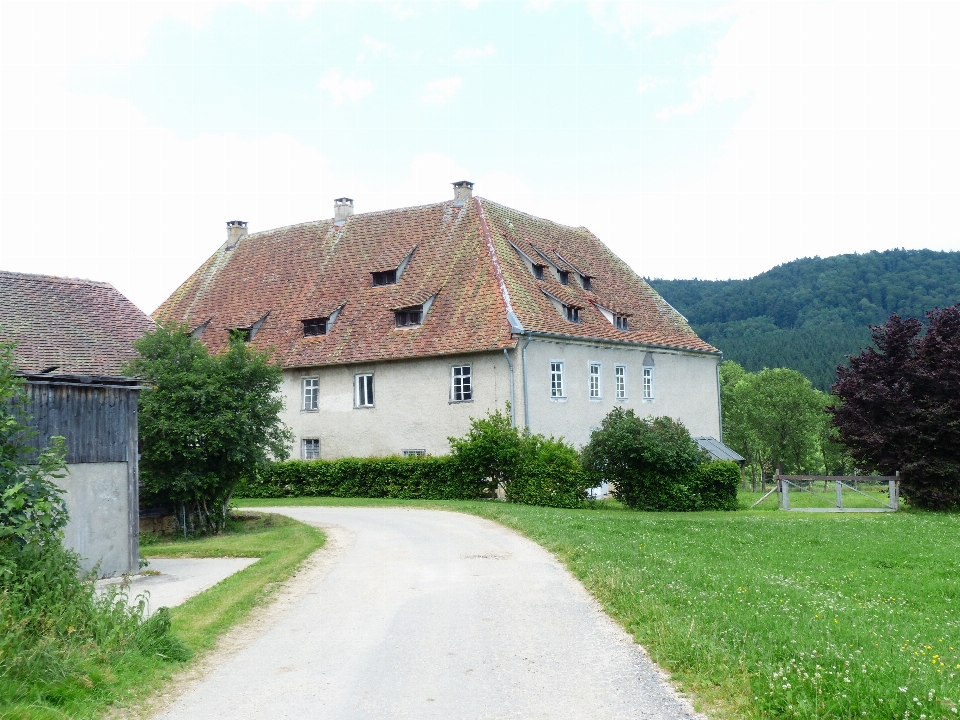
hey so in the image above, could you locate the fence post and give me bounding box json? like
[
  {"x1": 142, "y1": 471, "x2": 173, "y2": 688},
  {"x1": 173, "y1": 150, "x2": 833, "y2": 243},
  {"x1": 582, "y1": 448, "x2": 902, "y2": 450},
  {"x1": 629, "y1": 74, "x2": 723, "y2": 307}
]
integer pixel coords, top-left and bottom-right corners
[
  {"x1": 835, "y1": 481, "x2": 843, "y2": 509},
  {"x1": 891, "y1": 472, "x2": 900, "y2": 511},
  {"x1": 781, "y1": 477, "x2": 790, "y2": 510}
]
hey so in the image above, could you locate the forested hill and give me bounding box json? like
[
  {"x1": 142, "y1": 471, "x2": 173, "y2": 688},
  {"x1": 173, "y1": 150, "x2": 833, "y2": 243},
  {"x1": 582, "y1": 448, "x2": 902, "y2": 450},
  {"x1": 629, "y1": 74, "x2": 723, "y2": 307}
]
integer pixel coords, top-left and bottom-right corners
[{"x1": 647, "y1": 249, "x2": 960, "y2": 391}]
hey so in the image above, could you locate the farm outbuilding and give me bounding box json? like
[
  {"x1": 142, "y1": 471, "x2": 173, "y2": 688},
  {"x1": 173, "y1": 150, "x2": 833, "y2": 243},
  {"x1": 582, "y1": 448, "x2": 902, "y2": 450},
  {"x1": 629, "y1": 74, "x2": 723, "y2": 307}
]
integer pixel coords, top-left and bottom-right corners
[{"x1": 1, "y1": 271, "x2": 153, "y2": 577}]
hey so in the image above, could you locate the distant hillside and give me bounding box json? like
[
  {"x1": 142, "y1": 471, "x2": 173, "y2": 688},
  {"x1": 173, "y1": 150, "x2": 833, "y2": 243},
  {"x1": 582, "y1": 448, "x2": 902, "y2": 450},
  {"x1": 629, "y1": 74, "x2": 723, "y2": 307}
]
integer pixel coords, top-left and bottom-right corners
[{"x1": 647, "y1": 249, "x2": 960, "y2": 391}]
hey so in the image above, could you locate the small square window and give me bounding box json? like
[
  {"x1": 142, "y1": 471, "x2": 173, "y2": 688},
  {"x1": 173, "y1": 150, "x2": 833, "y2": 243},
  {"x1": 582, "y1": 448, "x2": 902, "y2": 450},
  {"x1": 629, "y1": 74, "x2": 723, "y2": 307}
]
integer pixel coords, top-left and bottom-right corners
[
  {"x1": 395, "y1": 305, "x2": 423, "y2": 327},
  {"x1": 451, "y1": 365, "x2": 473, "y2": 402},
  {"x1": 533, "y1": 264, "x2": 545, "y2": 280},
  {"x1": 403, "y1": 449, "x2": 426, "y2": 457},
  {"x1": 643, "y1": 366, "x2": 654, "y2": 400},
  {"x1": 303, "y1": 317, "x2": 327, "y2": 337},
  {"x1": 302, "y1": 438, "x2": 320, "y2": 460},
  {"x1": 558, "y1": 270, "x2": 569, "y2": 285},
  {"x1": 615, "y1": 365, "x2": 627, "y2": 399},
  {"x1": 565, "y1": 306, "x2": 581, "y2": 323},
  {"x1": 303, "y1": 377, "x2": 319, "y2": 411},
  {"x1": 589, "y1": 363, "x2": 601, "y2": 399},
  {"x1": 372, "y1": 270, "x2": 397, "y2": 286},
  {"x1": 615, "y1": 315, "x2": 629, "y2": 331},
  {"x1": 581, "y1": 276, "x2": 592, "y2": 291},
  {"x1": 355, "y1": 374, "x2": 374, "y2": 407},
  {"x1": 550, "y1": 361, "x2": 565, "y2": 398}
]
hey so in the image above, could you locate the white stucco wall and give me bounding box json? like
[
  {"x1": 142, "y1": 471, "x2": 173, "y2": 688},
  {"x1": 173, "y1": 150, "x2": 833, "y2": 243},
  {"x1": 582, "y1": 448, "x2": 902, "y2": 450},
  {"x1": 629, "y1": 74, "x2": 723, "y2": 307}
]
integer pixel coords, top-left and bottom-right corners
[
  {"x1": 520, "y1": 337, "x2": 721, "y2": 449},
  {"x1": 282, "y1": 351, "x2": 514, "y2": 459},
  {"x1": 57, "y1": 461, "x2": 135, "y2": 578},
  {"x1": 281, "y1": 338, "x2": 721, "y2": 459}
]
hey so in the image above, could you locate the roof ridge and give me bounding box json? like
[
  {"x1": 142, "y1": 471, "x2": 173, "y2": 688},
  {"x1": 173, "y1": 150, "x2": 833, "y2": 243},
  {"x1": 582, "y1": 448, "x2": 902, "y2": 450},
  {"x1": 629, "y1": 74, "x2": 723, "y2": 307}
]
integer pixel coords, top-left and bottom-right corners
[
  {"x1": 0, "y1": 270, "x2": 115, "y2": 289},
  {"x1": 474, "y1": 197, "x2": 523, "y2": 333}
]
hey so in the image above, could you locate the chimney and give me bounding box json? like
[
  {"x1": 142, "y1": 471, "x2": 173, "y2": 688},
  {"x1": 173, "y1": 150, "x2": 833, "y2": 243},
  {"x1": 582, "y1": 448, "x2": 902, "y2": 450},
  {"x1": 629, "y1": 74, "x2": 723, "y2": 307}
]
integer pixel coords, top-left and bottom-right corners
[
  {"x1": 452, "y1": 180, "x2": 474, "y2": 206},
  {"x1": 226, "y1": 220, "x2": 247, "y2": 248},
  {"x1": 334, "y1": 197, "x2": 354, "y2": 226}
]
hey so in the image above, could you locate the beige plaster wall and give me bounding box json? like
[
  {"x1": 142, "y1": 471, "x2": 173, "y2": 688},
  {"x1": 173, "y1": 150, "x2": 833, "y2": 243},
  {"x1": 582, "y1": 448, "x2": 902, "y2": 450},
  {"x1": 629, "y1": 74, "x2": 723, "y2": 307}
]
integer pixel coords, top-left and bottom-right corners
[
  {"x1": 282, "y1": 351, "x2": 514, "y2": 459},
  {"x1": 520, "y1": 337, "x2": 721, "y2": 449}
]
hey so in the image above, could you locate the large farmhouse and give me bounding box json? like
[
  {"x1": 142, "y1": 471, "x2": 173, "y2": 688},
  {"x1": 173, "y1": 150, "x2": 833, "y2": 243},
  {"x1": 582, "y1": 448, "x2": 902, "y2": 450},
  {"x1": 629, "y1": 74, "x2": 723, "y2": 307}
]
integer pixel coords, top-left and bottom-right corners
[{"x1": 155, "y1": 183, "x2": 721, "y2": 459}]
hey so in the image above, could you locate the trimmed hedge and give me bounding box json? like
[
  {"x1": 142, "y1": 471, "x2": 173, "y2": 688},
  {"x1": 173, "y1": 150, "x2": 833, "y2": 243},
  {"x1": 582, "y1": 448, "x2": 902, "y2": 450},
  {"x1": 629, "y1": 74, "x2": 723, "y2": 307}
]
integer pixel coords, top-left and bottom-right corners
[
  {"x1": 235, "y1": 456, "x2": 482, "y2": 500},
  {"x1": 622, "y1": 460, "x2": 741, "y2": 512}
]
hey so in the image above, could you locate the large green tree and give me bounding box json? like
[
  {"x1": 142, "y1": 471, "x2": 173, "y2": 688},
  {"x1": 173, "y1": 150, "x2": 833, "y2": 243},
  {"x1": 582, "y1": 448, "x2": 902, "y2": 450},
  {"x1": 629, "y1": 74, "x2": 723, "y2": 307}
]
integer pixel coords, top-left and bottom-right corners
[{"x1": 129, "y1": 325, "x2": 293, "y2": 534}]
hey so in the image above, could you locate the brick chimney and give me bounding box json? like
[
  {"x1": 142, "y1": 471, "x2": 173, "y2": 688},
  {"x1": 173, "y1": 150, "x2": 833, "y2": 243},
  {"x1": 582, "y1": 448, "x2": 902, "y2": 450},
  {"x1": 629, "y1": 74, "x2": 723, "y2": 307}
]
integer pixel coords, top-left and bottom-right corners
[
  {"x1": 334, "y1": 198, "x2": 354, "y2": 226},
  {"x1": 226, "y1": 220, "x2": 247, "y2": 248},
  {"x1": 452, "y1": 180, "x2": 474, "y2": 206}
]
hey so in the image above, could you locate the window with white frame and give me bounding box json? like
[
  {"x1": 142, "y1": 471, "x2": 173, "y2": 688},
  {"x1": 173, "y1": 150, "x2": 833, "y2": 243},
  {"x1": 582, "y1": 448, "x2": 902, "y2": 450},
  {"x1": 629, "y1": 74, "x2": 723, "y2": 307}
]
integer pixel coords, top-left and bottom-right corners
[
  {"x1": 403, "y1": 449, "x2": 426, "y2": 457},
  {"x1": 451, "y1": 365, "x2": 472, "y2": 402},
  {"x1": 303, "y1": 377, "x2": 319, "y2": 411},
  {"x1": 302, "y1": 438, "x2": 320, "y2": 460},
  {"x1": 643, "y1": 366, "x2": 654, "y2": 399},
  {"x1": 355, "y1": 373, "x2": 374, "y2": 407},
  {"x1": 550, "y1": 361, "x2": 565, "y2": 398},
  {"x1": 615, "y1": 365, "x2": 627, "y2": 399},
  {"x1": 589, "y1": 363, "x2": 601, "y2": 399}
]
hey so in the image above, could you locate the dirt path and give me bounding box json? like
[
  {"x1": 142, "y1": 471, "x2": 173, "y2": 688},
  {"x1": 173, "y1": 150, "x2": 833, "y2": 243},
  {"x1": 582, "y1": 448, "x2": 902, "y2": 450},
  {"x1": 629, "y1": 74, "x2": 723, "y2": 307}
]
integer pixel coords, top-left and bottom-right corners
[{"x1": 147, "y1": 507, "x2": 703, "y2": 720}]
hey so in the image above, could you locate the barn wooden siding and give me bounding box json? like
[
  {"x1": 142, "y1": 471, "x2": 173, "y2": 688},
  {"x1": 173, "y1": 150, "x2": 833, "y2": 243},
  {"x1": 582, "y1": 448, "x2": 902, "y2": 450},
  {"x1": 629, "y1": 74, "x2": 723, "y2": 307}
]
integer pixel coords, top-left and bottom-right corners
[{"x1": 22, "y1": 381, "x2": 138, "y2": 464}]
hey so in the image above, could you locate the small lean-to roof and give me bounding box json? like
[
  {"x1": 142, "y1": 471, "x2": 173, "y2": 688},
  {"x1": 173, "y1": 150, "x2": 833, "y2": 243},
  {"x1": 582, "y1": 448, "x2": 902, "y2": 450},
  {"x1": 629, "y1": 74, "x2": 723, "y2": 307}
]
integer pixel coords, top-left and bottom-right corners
[
  {"x1": 695, "y1": 437, "x2": 746, "y2": 464},
  {"x1": 154, "y1": 196, "x2": 716, "y2": 367},
  {"x1": 0, "y1": 271, "x2": 154, "y2": 375}
]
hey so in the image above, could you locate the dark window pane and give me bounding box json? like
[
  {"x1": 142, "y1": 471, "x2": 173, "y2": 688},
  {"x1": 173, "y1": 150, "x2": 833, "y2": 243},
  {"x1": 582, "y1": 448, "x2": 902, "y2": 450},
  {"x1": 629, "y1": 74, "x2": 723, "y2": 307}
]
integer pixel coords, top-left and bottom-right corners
[
  {"x1": 533, "y1": 265, "x2": 544, "y2": 280},
  {"x1": 372, "y1": 270, "x2": 397, "y2": 286},
  {"x1": 558, "y1": 270, "x2": 569, "y2": 285},
  {"x1": 303, "y1": 317, "x2": 327, "y2": 337}
]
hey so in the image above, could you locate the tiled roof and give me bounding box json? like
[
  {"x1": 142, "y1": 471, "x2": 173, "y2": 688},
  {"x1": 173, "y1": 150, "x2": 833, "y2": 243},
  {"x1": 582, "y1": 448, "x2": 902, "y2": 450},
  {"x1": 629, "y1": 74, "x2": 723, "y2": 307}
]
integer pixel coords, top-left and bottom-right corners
[
  {"x1": 154, "y1": 197, "x2": 717, "y2": 367},
  {"x1": 0, "y1": 272, "x2": 154, "y2": 376}
]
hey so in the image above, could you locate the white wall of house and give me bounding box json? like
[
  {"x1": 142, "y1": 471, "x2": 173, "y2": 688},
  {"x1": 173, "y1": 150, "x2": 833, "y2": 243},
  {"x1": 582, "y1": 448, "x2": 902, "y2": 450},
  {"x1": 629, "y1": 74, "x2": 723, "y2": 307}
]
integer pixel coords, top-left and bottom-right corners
[
  {"x1": 519, "y1": 337, "x2": 722, "y2": 448},
  {"x1": 282, "y1": 351, "x2": 512, "y2": 459},
  {"x1": 281, "y1": 338, "x2": 721, "y2": 459}
]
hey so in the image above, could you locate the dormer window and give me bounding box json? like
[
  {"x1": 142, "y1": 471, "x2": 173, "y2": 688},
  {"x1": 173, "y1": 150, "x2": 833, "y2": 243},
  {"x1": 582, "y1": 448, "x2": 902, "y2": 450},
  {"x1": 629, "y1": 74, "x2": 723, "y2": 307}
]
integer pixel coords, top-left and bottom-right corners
[
  {"x1": 566, "y1": 306, "x2": 581, "y2": 323},
  {"x1": 372, "y1": 270, "x2": 397, "y2": 286},
  {"x1": 558, "y1": 270, "x2": 569, "y2": 285},
  {"x1": 615, "y1": 315, "x2": 629, "y2": 331},
  {"x1": 533, "y1": 265, "x2": 545, "y2": 281},
  {"x1": 395, "y1": 305, "x2": 423, "y2": 328},
  {"x1": 303, "y1": 317, "x2": 327, "y2": 337},
  {"x1": 581, "y1": 276, "x2": 592, "y2": 291}
]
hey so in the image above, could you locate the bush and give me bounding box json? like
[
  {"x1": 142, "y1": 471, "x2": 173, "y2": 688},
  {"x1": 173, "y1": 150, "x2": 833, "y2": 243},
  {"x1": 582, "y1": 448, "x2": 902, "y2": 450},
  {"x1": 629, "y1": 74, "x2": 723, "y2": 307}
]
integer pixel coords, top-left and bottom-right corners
[
  {"x1": 235, "y1": 455, "x2": 480, "y2": 500},
  {"x1": 582, "y1": 408, "x2": 737, "y2": 511},
  {"x1": 450, "y1": 406, "x2": 589, "y2": 508}
]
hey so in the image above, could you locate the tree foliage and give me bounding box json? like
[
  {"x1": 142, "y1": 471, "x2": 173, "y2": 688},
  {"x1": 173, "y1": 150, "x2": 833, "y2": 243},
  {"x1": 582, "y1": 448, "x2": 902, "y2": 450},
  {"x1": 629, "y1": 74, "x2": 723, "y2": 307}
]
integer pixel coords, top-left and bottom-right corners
[
  {"x1": 0, "y1": 339, "x2": 67, "y2": 546},
  {"x1": 830, "y1": 306, "x2": 960, "y2": 510},
  {"x1": 128, "y1": 325, "x2": 293, "y2": 534},
  {"x1": 448, "y1": 406, "x2": 589, "y2": 508},
  {"x1": 720, "y1": 361, "x2": 846, "y2": 485},
  {"x1": 649, "y1": 249, "x2": 960, "y2": 389},
  {"x1": 580, "y1": 408, "x2": 739, "y2": 511}
]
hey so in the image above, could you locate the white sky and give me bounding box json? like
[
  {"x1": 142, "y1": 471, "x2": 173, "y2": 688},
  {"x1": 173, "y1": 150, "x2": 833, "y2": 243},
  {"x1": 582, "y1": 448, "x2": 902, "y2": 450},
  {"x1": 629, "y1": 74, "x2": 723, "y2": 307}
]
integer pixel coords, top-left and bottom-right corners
[{"x1": 1, "y1": 1, "x2": 958, "y2": 314}]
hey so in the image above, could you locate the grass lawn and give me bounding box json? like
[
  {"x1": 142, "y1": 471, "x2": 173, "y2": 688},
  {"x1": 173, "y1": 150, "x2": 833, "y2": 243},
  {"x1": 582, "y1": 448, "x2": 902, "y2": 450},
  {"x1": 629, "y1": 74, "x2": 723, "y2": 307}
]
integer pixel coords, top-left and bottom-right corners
[
  {"x1": 237, "y1": 496, "x2": 960, "y2": 720},
  {"x1": 3, "y1": 513, "x2": 324, "y2": 720}
]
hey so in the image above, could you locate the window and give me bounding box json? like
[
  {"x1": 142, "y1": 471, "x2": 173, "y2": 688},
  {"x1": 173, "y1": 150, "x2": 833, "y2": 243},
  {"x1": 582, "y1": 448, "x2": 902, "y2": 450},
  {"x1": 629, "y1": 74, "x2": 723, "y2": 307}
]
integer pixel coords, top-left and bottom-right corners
[
  {"x1": 615, "y1": 315, "x2": 629, "y2": 331},
  {"x1": 302, "y1": 438, "x2": 320, "y2": 460},
  {"x1": 451, "y1": 365, "x2": 472, "y2": 402},
  {"x1": 565, "y1": 306, "x2": 581, "y2": 323},
  {"x1": 643, "y1": 366, "x2": 654, "y2": 400},
  {"x1": 303, "y1": 377, "x2": 319, "y2": 411},
  {"x1": 615, "y1": 365, "x2": 627, "y2": 399},
  {"x1": 395, "y1": 305, "x2": 423, "y2": 328},
  {"x1": 533, "y1": 264, "x2": 545, "y2": 280},
  {"x1": 558, "y1": 270, "x2": 569, "y2": 285},
  {"x1": 589, "y1": 363, "x2": 601, "y2": 399},
  {"x1": 403, "y1": 449, "x2": 426, "y2": 457},
  {"x1": 355, "y1": 374, "x2": 374, "y2": 407},
  {"x1": 581, "y1": 275, "x2": 592, "y2": 291},
  {"x1": 550, "y1": 361, "x2": 565, "y2": 398},
  {"x1": 372, "y1": 270, "x2": 397, "y2": 286},
  {"x1": 303, "y1": 317, "x2": 327, "y2": 337}
]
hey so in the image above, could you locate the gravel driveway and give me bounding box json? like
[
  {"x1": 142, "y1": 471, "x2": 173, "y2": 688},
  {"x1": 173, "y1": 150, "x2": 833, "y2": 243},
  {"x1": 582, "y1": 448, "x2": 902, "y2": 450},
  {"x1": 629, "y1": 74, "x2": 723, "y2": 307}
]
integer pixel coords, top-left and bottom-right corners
[{"x1": 151, "y1": 507, "x2": 703, "y2": 720}]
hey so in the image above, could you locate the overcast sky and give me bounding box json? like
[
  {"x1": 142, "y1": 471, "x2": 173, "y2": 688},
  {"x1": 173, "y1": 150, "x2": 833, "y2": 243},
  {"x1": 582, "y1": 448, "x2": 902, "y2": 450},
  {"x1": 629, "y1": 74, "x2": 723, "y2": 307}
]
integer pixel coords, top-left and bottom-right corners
[{"x1": 1, "y1": 1, "x2": 958, "y2": 314}]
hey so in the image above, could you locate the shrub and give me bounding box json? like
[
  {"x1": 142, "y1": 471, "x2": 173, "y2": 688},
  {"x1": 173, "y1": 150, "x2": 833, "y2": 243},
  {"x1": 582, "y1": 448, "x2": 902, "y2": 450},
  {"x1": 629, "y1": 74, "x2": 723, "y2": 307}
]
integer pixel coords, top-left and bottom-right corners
[
  {"x1": 236, "y1": 455, "x2": 480, "y2": 500},
  {"x1": 450, "y1": 407, "x2": 589, "y2": 509},
  {"x1": 581, "y1": 408, "x2": 737, "y2": 511}
]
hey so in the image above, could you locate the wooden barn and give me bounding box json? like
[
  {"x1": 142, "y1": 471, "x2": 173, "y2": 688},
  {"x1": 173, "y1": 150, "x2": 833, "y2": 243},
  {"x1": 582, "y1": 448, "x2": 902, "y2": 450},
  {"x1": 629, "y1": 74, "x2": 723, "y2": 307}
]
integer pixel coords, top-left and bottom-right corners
[{"x1": 1, "y1": 272, "x2": 153, "y2": 577}]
